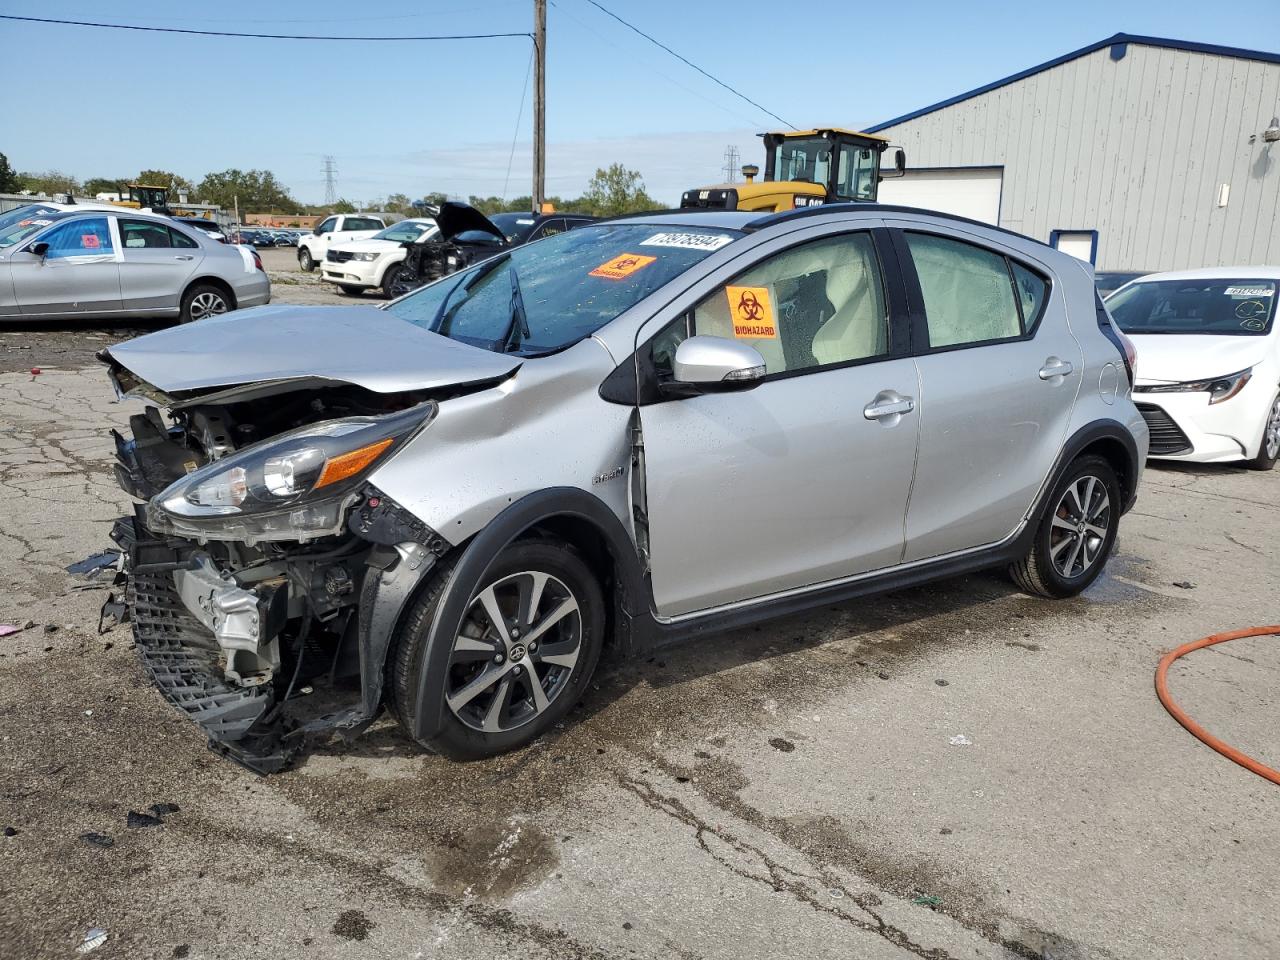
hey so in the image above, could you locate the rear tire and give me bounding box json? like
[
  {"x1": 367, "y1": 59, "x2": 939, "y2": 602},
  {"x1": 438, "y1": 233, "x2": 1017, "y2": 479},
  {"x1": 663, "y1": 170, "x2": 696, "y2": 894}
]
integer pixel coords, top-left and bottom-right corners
[
  {"x1": 1008, "y1": 455, "x2": 1120, "y2": 598},
  {"x1": 387, "y1": 539, "x2": 605, "y2": 761},
  {"x1": 297, "y1": 247, "x2": 315, "y2": 272},
  {"x1": 1245, "y1": 394, "x2": 1280, "y2": 471},
  {"x1": 179, "y1": 283, "x2": 231, "y2": 324}
]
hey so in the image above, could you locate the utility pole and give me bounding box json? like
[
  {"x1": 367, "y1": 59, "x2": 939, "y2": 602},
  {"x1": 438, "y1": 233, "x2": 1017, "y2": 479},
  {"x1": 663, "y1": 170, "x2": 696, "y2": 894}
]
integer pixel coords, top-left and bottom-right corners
[
  {"x1": 322, "y1": 155, "x2": 338, "y2": 206},
  {"x1": 722, "y1": 145, "x2": 741, "y2": 183},
  {"x1": 532, "y1": 0, "x2": 546, "y2": 213}
]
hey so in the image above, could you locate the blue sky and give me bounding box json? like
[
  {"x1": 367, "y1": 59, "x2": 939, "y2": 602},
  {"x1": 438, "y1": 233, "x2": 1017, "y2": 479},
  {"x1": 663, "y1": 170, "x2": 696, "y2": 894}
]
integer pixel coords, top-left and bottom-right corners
[{"x1": 4, "y1": 0, "x2": 1280, "y2": 206}]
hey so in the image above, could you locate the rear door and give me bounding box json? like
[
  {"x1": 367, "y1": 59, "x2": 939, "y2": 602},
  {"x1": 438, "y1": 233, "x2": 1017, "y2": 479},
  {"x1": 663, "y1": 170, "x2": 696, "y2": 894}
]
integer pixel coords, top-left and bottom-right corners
[
  {"x1": 12, "y1": 216, "x2": 122, "y2": 316},
  {"x1": 118, "y1": 218, "x2": 203, "y2": 312},
  {"x1": 637, "y1": 224, "x2": 921, "y2": 617},
  {"x1": 887, "y1": 221, "x2": 1082, "y2": 561}
]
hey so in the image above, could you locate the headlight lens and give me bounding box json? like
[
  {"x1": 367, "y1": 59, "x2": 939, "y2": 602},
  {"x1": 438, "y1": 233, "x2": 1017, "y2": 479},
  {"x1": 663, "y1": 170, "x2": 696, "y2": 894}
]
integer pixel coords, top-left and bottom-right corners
[
  {"x1": 152, "y1": 401, "x2": 435, "y2": 542},
  {"x1": 1140, "y1": 367, "x2": 1252, "y2": 404},
  {"x1": 353, "y1": 251, "x2": 380, "y2": 262}
]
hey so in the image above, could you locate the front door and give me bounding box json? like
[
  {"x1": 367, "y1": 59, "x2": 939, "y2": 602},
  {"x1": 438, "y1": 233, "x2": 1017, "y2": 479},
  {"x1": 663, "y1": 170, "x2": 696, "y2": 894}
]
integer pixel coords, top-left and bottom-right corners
[
  {"x1": 118, "y1": 218, "x2": 203, "y2": 312},
  {"x1": 12, "y1": 216, "x2": 121, "y2": 316},
  {"x1": 888, "y1": 224, "x2": 1083, "y2": 561},
  {"x1": 638, "y1": 229, "x2": 920, "y2": 618}
]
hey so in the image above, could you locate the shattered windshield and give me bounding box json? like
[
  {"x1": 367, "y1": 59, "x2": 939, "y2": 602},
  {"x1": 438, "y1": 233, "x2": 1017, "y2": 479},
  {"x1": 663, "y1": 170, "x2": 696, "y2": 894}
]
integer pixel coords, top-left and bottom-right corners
[
  {"x1": 385, "y1": 223, "x2": 741, "y2": 354},
  {"x1": 1108, "y1": 278, "x2": 1277, "y2": 336}
]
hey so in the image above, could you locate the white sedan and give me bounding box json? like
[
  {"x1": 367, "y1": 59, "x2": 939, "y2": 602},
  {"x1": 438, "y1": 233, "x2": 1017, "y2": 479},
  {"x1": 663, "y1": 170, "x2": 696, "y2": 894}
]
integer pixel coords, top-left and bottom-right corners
[
  {"x1": 321, "y1": 218, "x2": 438, "y2": 297},
  {"x1": 1107, "y1": 266, "x2": 1280, "y2": 469}
]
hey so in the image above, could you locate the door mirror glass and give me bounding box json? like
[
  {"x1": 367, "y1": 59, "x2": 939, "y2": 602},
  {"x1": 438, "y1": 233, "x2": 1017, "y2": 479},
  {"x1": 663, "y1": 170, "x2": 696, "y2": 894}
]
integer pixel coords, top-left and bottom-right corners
[
  {"x1": 669, "y1": 335, "x2": 765, "y2": 392},
  {"x1": 29, "y1": 241, "x2": 49, "y2": 257}
]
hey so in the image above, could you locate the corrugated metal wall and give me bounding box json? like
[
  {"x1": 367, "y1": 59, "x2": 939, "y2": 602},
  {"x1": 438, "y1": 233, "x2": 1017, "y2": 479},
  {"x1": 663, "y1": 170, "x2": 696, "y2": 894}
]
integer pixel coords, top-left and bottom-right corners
[{"x1": 875, "y1": 44, "x2": 1280, "y2": 272}]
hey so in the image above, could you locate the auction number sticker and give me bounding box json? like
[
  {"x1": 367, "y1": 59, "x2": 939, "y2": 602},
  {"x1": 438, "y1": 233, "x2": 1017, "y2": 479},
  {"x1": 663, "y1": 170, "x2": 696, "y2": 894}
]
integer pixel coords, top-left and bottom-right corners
[
  {"x1": 726, "y1": 285, "x2": 777, "y2": 339},
  {"x1": 640, "y1": 232, "x2": 734, "y2": 251},
  {"x1": 1224, "y1": 285, "x2": 1274, "y2": 297},
  {"x1": 81, "y1": 234, "x2": 101, "y2": 249},
  {"x1": 589, "y1": 253, "x2": 655, "y2": 279}
]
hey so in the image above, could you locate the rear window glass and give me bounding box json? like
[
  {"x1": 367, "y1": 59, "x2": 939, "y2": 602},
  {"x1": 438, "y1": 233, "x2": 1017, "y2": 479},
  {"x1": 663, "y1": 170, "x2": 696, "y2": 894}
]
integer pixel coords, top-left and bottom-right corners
[
  {"x1": 1107, "y1": 278, "x2": 1277, "y2": 336},
  {"x1": 343, "y1": 217, "x2": 383, "y2": 232}
]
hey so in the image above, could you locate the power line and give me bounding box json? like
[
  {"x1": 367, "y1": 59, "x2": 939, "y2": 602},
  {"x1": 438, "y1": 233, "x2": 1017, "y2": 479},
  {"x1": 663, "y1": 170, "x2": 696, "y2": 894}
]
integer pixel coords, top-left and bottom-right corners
[
  {"x1": 579, "y1": 0, "x2": 795, "y2": 129},
  {"x1": 0, "y1": 14, "x2": 530, "y2": 42},
  {"x1": 502, "y1": 47, "x2": 537, "y2": 199}
]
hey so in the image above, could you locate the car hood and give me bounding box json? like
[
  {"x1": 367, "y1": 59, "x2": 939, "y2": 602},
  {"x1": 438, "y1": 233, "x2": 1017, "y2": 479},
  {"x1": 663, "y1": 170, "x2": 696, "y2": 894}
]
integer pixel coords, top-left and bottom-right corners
[
  {"x1": 1129, "y1": 333, "x2": 1268, "y2": 384},
  {"x1": 330, "y1": 238, "x2": 404, "y2": 254},
  {"x1": 435, "y1": 201, "x2": 506, "y2": 243},
  {"x1": 102, "y1": 304, "x2": 520, "y2": 400}
]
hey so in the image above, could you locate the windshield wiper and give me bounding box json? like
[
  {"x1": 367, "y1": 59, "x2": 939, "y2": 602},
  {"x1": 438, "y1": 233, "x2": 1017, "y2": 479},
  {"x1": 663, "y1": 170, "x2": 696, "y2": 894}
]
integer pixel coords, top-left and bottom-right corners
[
  {"x1": 501, "y1": 263, "x2": 532, "y2": 353},
  {"x1": 430, "y1": 251, "x2": 512, "y2": 334}
]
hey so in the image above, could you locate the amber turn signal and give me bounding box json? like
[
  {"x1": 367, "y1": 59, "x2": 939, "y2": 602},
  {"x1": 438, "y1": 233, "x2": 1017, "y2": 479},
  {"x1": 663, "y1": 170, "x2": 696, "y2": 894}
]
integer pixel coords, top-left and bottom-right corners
[{"x1": 315, "y1": 438, "x2": 394, "y2": 490}]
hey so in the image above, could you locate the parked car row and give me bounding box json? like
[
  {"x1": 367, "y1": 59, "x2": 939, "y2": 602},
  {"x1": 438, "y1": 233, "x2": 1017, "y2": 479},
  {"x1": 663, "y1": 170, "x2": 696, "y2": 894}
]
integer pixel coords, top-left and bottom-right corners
[{"x1": 234, "y1": 227, "x2": 304, "y2": 248}]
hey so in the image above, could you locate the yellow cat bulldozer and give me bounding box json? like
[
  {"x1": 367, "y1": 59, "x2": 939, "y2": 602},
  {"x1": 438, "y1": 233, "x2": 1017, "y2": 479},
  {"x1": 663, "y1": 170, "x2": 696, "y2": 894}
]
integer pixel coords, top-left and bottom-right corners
[
  {"x1": 110, "y1": 184, "x2": 217, "y2": 221},
  {"x1": 680, "y1": 128, "x2": 905, "y2": 213}
]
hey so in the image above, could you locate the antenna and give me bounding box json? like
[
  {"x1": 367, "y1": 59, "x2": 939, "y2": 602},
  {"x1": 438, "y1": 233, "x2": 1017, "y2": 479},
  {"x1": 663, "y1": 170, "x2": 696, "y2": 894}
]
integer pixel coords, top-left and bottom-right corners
[
  {"x1": 722, "y1": 144, "x2": 740, "y2": 183},
  {"x1": 322, "y1": 155, "x2": 338, "y2": 206}
]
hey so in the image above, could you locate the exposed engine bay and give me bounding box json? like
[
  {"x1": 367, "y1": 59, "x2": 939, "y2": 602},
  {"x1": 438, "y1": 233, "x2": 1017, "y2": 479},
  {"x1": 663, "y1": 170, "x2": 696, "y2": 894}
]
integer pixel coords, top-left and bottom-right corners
[{"x1": 103, "y1": 364, "x2": 467, "y2": 772}]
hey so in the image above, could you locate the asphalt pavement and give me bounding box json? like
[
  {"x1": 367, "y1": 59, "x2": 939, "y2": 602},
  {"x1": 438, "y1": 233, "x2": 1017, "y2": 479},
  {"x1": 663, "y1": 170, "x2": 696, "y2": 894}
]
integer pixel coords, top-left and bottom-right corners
[{"x1": 1, "y1": 271, "x2": 1277, "y2": 959}]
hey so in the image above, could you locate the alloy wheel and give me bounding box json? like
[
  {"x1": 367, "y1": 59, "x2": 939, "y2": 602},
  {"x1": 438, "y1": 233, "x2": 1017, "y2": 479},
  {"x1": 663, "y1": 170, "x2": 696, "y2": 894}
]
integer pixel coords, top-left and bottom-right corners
[
  {"x1": 1265, "y1": 397, "x2": 1280, "y2": 460},
  {"x1": 445, "y1": 570, "x2": 582, "y2": 733},
  {"x1": 1049, "y1": 475, "x2": 1111, "y2": 579},
  {"x1": 189, "y1": 291, "x2": 228, "y2": 322}
]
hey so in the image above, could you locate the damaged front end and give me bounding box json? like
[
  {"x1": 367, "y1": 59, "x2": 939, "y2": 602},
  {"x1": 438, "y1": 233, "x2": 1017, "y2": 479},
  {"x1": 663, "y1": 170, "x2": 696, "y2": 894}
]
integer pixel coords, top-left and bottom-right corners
[{"x1": 103, "y1": 372, "x2": 453, "y2": 773}]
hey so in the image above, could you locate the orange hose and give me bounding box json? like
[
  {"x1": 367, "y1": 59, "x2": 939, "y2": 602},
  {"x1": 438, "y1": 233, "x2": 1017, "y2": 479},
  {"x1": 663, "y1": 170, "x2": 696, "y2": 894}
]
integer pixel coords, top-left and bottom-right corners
[{"x1": 1155, "y1": 626, "x2": 1280, "y2": 786}]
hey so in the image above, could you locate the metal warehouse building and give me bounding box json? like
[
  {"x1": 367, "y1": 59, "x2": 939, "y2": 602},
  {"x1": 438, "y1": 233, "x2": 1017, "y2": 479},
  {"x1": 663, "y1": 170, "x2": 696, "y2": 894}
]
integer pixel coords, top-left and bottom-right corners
[{"x1": 869, "y1": 33, "x2": 1280, "y2": 273}]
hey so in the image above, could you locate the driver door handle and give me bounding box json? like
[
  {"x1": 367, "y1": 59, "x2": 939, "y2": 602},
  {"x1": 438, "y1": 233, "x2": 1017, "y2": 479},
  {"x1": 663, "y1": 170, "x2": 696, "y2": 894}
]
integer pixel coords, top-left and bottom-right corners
[
  {"x1": 1039, "y1": 358, "x2": 1074, "y2": 380},
  {"x1": 863, "y1": 390, "x2": 916, "y2": 420},
  {"x1": 174, "y1": 255, "x2": 194, "y2": 261}
]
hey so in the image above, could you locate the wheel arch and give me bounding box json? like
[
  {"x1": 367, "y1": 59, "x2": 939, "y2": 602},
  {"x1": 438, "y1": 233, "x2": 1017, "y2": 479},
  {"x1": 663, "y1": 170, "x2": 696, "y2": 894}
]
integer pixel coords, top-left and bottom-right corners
[
  {"x1": 182, "y1": 276, "x2": 237, "y2": 311},
  {"x1": 1044, "y1": 418, "x2": 1141, "y2": 520},
  {"x1": 410, "y1": 487, "x2": 647, "y2": 741}
]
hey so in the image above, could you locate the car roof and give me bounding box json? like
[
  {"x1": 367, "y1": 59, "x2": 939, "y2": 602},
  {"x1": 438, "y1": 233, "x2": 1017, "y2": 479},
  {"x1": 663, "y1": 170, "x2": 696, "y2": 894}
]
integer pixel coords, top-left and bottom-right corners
[{"x1": 1128, "y1": 265, "x2": 1280, "y2": 282}]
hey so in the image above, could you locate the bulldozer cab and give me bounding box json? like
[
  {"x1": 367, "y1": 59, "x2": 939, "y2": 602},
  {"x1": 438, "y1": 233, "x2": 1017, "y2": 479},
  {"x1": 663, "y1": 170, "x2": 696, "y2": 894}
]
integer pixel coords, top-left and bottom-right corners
[
  {"x1": 681, "y1": 128, "x2": 903, "y2": 213},
  {"x1": 120, "y1": 183, "x2": 171, "y2": 213}
]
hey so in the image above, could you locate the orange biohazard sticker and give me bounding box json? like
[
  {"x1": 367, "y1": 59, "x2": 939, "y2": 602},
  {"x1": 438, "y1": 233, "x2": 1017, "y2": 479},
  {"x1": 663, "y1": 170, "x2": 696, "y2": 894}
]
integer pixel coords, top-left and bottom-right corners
[
  {"x1": 726, "y1": 285, "x2": 777, "y2": 339},
  {"x1": 589, "y1": 253, "x2": 656, "y2": 280}
]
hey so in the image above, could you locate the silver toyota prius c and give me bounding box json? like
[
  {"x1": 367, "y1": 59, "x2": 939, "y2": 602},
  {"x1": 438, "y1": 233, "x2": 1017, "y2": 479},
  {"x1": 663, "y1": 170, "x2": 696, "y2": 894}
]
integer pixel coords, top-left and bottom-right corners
[{"x1": 99, "y1": 204, "x2": 1149, "y2": 771}]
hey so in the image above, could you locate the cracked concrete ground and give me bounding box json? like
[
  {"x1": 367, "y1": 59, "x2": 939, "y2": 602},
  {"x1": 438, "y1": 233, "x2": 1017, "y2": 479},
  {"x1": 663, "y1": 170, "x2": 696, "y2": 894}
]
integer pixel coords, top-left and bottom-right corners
[{"x1": 1, "y1": 300, "x2": 1278, "y2": 959}]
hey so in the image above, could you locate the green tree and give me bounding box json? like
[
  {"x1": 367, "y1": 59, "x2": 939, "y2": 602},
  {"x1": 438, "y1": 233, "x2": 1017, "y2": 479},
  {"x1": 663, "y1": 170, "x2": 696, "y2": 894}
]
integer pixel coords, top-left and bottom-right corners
[
  {"x1": 82, "y1": 177, "x2": 123, "y2": 197},
  {"x1": 0, "y1": 152, "x2": 19, "y2": 193},
  {"x1": 332, "y1": 198, "x2": 356, "y2": 214},
  {"x1": 136, "y1": 169, "x2": 195, "y2": 196},
  {"x1": 17, "y1": 169, "x2": 81, "y2": 196},
  {"x1": 196, "y1": 168, "x2": 301, "y2": 214},
  {"x1": 384, "y1": 192, "x2": 411, "y2": 213},
  {"x1": 576, "y1": 163, "x2": 655, "y2": 217}
]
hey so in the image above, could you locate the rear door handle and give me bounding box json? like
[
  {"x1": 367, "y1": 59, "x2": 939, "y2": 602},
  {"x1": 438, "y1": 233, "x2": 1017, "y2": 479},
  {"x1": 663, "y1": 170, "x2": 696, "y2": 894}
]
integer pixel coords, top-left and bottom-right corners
[
  {"x1": 863, "y1": 390, "x2": 916, "y2": 421},
  {"x1": 1039, "y1": 357, "x2": 1074, "y2": 380}
]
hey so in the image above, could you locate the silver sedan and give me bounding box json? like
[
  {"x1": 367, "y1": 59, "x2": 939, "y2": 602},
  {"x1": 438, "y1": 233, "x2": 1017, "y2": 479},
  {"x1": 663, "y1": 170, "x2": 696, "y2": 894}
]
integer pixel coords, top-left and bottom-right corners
[{"x1": 0, "y1": 206, "x2": 270, "y2": 323}]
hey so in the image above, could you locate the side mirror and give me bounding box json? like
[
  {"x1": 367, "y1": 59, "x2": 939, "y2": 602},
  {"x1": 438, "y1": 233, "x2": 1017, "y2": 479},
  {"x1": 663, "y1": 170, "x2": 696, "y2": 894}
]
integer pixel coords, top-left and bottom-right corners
[
  {"x1": 662, "y1": 336, "x2": 766, "y2": 396},
  {"x1": 895, "y1": 148, "x2": 907, "y2": 174},
  {"x1": 29, "y1": 241, "x2": 49, "y2": 258}
]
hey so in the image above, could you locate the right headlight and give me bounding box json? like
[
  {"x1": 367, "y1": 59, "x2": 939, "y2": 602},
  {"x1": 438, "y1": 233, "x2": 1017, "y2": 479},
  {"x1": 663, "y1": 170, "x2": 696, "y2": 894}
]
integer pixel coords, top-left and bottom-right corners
[
  {"x1": 1140, "y1": 368, "x2": 1252, "y2": 405},
  {"x1": 352, "y1": 251, "x2": 380, "y2": 262},
  {"x1": 150, "y1": 401, "x2": 436, "y2": 544}
]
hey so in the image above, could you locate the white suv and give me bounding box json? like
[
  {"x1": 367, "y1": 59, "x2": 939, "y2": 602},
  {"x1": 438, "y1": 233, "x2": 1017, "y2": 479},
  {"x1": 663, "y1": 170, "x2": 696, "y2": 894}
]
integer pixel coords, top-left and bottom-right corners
[
  {"x1": 321, "y1": 218, "x2": 438, "y2": 297},
  {"x1": 296, "y1": 214, "x2": 386, "y2": 272}
]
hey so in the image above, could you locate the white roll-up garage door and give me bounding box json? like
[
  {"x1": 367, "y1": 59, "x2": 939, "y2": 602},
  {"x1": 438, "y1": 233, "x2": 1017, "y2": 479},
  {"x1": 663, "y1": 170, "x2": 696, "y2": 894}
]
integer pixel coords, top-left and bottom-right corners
[{"x1": 876, "y1": 167, "x2": 1003, "y2": 225}]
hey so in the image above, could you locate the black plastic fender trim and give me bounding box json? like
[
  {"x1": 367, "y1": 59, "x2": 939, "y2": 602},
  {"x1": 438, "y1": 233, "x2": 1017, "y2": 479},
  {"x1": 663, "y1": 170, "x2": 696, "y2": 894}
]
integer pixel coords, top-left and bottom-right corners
[
  {"x1": 1049, "y1": 417, "x2": 1142, "y2": 515},
  {"x1": 410, "y1": 488, "x2": 646, "y2": 742}
]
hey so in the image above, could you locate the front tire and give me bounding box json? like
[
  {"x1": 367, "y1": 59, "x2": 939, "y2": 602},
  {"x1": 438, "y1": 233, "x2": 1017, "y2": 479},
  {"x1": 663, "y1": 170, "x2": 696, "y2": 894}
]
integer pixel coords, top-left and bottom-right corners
[
  {"x1": 387, "y1": 539, "x2": 605, "y2": 760},
  {"x1": 337, "y1": 284, "x2": 363, "y2": 297},
  {"x1": 380, "y1": 263, "x2": 404, "y2": 299},
  {"x1": 297, "y1": 247, "x2": 315, "y2": 272},
  {"x1": 1246, "y1": 394, "x2": 1280, "y2": 471},
  {"x1": 1008, "y1": 455, "x2": 1120, "y2": 598},
  {"x1": 179, "y1": 283, "x2": 231, "y2": 324}
]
